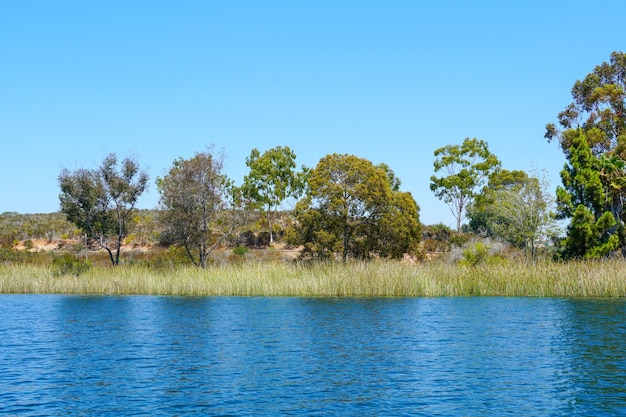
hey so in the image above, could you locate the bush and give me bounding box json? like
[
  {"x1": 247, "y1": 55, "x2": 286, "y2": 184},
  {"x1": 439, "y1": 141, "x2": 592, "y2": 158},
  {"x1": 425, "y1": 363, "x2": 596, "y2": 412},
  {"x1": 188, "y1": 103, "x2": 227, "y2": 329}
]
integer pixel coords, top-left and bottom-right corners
[
  {"x1": 142, "y1": 245, "x2": 193, "y2": 270},
  {"x1": 233, "y1": 245, "x2": 249, "y2": 256},
  {"x1": 50, "y1": 254, "x2": 91, "y2": 277},
  {"x1": 459, "y1": 242, "x2": 490, "y2": 266}
]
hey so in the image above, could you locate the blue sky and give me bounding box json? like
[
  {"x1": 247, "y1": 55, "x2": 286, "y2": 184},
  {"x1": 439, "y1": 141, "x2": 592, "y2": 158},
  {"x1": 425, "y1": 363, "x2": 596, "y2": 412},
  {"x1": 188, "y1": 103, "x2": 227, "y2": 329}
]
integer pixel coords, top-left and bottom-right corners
[{"x1": 1, "y1": 1, "x2": 624, "y2": 227}]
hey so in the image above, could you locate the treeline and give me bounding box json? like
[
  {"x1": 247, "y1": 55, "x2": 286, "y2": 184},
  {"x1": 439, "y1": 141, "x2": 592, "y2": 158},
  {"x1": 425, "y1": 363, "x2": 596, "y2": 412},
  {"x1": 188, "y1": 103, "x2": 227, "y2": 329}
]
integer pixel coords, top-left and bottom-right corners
[{"x1": 5, "y1": 51, "x2": 626, "y2": 267}]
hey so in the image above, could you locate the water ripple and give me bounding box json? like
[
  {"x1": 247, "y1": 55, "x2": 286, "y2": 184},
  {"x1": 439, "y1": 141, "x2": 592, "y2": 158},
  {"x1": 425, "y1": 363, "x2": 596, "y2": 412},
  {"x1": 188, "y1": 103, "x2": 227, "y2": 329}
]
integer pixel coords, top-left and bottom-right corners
[{"x1": 0, "y1": 295, "x2": 624, "y2": 416}]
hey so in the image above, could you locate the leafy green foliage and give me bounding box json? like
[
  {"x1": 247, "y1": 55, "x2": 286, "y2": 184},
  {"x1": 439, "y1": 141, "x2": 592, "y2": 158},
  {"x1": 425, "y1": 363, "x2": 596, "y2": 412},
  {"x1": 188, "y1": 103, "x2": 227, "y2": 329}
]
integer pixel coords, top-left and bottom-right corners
[
  {"x1": 50, "y1": 254, "x2": 91, "y2": 277},
  {"x1": 547, "y1": 51, "x2": 626, "y2": 257},
  {"x1": 468, "y1": 169, "x2": 559, "y2": 258},
  {"x1": 241, "y1": 146, "x2": 307, "y2": 245},
  {"x1": 557, "y1": 133, "x2": 620, "y2": 258},
  {"x1": 430, "y1": 138, "x2": 501, "y2": 231},
  {"x1": 290, "y1": 154, "x2": 421, "y2": 262}
]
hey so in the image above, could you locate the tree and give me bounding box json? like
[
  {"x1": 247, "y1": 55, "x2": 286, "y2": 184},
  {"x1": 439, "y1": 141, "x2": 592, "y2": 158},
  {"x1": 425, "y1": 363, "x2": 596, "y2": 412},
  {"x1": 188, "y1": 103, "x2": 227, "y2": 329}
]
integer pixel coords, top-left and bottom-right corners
[
  {"x1": 545, "y1": 51, "x2": 626, "y2": 158},
  {"x1": 467, "y1": 169, "x2": 560, "y2": 258},
  {"x1": 290, "y1": 154, "x2": 421, "y2": 262},
  {"x1": 59, "y1": 154, "x2": 149, "y2": 266},
  {"x1": 467, "y1": 169, "x2": 530, "y2": 236},
  {"x1": 430, "y1": 138, "x2": 501, "y2": 231},
  {"x1": 483, "y1": 171, "x2": 558, "y2": 258},
  {"x1": 546, "y1": 51, "x2": 626, "y2": 256},
  {"x1": 157, "y1": 149, "x2": 234, "y2": 268},
  {"x1": 556, "y1": 133, "x2": 619, "y2": 258},
  {"x1": 241, "y1": 146, "x2": 307, "y2": 245}
]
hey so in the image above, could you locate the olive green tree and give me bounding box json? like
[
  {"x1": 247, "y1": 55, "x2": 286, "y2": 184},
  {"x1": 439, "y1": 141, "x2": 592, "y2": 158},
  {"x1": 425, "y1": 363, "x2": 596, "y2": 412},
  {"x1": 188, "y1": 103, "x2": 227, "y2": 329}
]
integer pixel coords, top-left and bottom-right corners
[
  {"x1": 58, "y1": 154, "x2": 149, "y2": 266},
  {"x1": 241, "y1": 146, "x2": 307, "y2": 245},
  {"x1": 157, "y1": 148, "x2": 234, "y2": 268},
  {"x1": 430, "y1": 137, "x2": 501, "y2": 231},
  {"x1": 291, "y1": 154, "x2": 421, "y2": 262}
]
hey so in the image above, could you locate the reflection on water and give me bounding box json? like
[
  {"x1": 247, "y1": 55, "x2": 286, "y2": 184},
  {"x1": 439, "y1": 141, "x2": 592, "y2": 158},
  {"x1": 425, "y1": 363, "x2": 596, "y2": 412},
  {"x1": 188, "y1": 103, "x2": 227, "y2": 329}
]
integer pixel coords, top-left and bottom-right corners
[{"x1": 0, "y1": 295, "x2": 624, "y2": 416}]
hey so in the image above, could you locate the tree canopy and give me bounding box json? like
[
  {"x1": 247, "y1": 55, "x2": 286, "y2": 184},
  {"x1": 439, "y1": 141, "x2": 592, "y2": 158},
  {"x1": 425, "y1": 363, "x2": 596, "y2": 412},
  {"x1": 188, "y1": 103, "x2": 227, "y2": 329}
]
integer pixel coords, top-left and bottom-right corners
[
  {"x1": 430, "y1": 137, "x2": 501, "y2": 231},
  {"x1": 547, "y1": 51, "x2": 626, "y2": 257},
  {"x1": 58, "y1": 154, "x2": 149, "y2": 265},
  {"x1": 291, "y1": 154, "x2": 421, "y2": 262},
  {"x1": 241, "y1": 146, "x2": 307, "y2": 245},
  {"x1": 157, "y1": 149, "x2": 234, "y2": 268}
]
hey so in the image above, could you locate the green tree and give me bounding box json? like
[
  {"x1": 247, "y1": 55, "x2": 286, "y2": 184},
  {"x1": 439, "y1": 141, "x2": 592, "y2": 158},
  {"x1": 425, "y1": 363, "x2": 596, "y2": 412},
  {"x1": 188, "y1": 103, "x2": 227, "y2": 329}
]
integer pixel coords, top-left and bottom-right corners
[
  {"x1": 241, "y1": 146, "x2": 307, "y2": 245},
  {"x1": 468, "y1": 169, "x2": 559, "y2": 258},
  {"x1": 488, "y1": 171, "x2": 558, "y2": 258},
  {"x1": 467, "y1": 169, "x2": 530, "y2": 236},
  {"x1": 546, "y1": 51, "x2": 626, "y2": 255},
  {"x1": 291, "y1": 154, "x2": 421, "y2": 262},
  {"x1": 545, "y1": 51, "x2": 626, "y2": 158},
  {"x1": 556, "y1": 133, "x2": 619, "y2": 258},
  {"x1": 430, "y1": 138, "x2": 501, "y2": 231},
  {"x1": 157, "y1": 149, "x2": 234, "y2": 268},
  {"x1": 58, "y1": 154, "x2": 149, "y2": 265}
]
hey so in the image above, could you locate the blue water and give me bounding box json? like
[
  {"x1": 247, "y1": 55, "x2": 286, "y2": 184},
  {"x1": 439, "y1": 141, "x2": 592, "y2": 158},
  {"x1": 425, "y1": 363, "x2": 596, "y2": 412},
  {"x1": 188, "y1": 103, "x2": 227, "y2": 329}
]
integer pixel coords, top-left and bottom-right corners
[{"x1": 0, "y1": 295, "x2": 625, "y2": 416}]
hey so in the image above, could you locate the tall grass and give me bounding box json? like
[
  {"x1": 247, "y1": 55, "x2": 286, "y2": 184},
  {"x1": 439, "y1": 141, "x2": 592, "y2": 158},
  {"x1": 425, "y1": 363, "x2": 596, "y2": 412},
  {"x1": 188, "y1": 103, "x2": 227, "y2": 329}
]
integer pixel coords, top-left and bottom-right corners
[{"x1": 1, "y1": 259, "x2": 625, "y2": 297}]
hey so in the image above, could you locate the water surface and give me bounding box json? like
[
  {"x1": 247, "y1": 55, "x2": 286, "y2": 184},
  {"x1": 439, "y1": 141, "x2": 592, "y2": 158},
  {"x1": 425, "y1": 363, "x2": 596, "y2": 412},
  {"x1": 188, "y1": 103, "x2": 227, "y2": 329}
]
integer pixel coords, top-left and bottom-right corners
[{"x1": 1, "y1": 295, "x2": 624, "y2": 416}]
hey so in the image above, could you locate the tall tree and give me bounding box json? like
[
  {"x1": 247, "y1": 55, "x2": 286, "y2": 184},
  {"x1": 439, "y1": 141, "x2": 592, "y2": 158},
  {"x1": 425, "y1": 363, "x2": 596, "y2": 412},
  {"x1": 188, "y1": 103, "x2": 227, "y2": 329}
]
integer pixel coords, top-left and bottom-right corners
[
  {"x1": 59, "y1": 154, "x2": 149, "y2": 265},
  {"x1": 291, "y1": 154, "x2": 421, "y2": 262},
  {"x1": 157, "y1": 149, "x2": 234, "y2": 268},
  {"x1": 430, "y1": 138, "x2": 501, "y2": 231},
  {"x1": 556, "y1": 133, "x2": 619, "y2": 258},
  {"x1": 545, "y1": 51, "x2": 626, "y2": 157},
  {"x1": 546, "y1": 51, "x2": 626, "y2": 256},
  {"x1": 241, "y1": 146, "x2": 307, "y2": 245}
]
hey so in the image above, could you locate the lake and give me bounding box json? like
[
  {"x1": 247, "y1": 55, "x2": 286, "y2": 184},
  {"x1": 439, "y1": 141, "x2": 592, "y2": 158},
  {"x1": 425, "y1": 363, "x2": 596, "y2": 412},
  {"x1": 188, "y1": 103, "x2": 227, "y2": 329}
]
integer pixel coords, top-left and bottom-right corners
[{"x1": 0, "y1": 295, "x2": 625, "y2": 416}]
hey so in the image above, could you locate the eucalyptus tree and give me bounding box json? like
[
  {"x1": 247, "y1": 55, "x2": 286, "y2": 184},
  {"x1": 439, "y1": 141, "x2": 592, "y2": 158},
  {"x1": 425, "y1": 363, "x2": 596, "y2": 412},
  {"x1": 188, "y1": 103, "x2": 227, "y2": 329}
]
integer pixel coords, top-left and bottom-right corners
[
  {"x1": 473, "y1": 170, "x2": 558, "y2": 258},
  {"x1": 291, "y1": 153, "x2": 421, "y2": 262},
  {"x1": 430, "y1": 137, "x2": 501, "y2": 231},
  {"x1": 157, "y1": 148, "x2": 234, "y2": 268},
  {"x1": 546, "y1": 51, "x2": 626, "y2": 256},
  {"x1": 58, "y1": 154, "x2": 149, "y2": 265},
  {"x1": 241, "y1": 146, "x2": 307, "y2": 245}
]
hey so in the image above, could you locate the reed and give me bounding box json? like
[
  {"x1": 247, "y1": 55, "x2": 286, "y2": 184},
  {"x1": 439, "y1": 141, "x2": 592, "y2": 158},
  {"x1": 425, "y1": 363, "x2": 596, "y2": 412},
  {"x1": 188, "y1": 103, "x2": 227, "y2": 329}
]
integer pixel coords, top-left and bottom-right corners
[{"x1": 1, "y1": 259, "x2": 625, "y2": 297}]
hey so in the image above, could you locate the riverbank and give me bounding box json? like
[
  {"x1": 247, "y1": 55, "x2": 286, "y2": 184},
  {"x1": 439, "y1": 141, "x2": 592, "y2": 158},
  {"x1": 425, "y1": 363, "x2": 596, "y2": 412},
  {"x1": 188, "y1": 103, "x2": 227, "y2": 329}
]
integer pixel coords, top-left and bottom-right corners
[{"x1": 1, "y1": 260, "x2": 625, "y2": 297}]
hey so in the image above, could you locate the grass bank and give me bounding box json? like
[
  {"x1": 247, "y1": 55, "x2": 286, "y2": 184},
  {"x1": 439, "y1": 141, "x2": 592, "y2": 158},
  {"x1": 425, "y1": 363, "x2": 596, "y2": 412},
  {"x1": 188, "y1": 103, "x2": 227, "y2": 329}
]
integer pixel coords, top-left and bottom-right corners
[{"x1": 1, "y1": 259, "x2": 625, "y2": 297}]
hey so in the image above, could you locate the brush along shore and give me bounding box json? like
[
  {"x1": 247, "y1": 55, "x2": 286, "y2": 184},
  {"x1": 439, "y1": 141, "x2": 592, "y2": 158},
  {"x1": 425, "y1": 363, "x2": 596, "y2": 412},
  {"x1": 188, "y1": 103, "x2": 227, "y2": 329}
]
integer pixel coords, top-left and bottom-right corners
[{"x1": 1, "y1": 259, "x2": 625, "y2": 297}]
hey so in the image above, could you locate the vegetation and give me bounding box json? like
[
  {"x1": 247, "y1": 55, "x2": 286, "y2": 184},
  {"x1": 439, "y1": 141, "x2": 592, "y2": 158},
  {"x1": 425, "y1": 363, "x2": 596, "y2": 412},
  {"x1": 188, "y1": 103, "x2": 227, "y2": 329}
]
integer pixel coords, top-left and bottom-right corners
[
  {"x1": 467, "y1": 169, "x2": 559, "y2": 258},
  {"x1": 289, "y1": 153, "x2": 421, "y2": 263},
  {"x1": 1, "y1": 260, "x2": 625, "y2": 297},
  {"x1": 241, "y1": 146, "x2": 308, "y2": 245},
  {"x1": 430, "y1": 138, "x2": 501, "y2": 231},
  {"x1": 157, "y1": 148, "x2": 237, "y2": 268},
  {"x1": 546, "y1": 51, "x2": 626, "y2": 258},
  {"x1": 58, "y1": 154, "x2": 149, "y2": 266},
  {"x1": 3, "y1": 52, "x2": 626, "y2": 296}
]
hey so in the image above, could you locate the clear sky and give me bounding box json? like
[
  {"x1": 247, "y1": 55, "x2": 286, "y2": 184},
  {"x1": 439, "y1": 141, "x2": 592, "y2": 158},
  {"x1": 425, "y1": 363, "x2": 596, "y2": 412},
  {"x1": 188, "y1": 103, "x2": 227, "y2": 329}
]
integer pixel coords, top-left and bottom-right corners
[{"x1": 1, "y1": 1, "x2": 625, "y2": 227}]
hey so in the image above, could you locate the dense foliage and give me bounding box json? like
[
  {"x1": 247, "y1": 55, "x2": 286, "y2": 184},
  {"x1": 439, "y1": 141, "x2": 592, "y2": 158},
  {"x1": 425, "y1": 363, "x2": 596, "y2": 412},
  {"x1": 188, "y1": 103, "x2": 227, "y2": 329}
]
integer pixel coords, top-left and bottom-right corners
[
  {"x1": 546, "y1": 51, "x2": 626, "y2": 258},
  {"x1": 289, "y1": 154, "x2": 421, "y2": 262}
]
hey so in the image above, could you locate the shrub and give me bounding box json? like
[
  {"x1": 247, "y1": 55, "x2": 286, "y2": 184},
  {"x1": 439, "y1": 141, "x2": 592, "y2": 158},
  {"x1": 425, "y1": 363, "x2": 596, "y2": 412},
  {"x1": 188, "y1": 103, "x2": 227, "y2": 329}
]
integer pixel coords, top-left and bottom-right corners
[
  {"x1": 459, "y1": 242, "x2": 490, "y2": 266},
  {"x1": 233, "y1": 245, "x2": 249, "y2": 256},
  {"x1": 50, "y1": 254, "x2": 91, "y2": 277}
]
